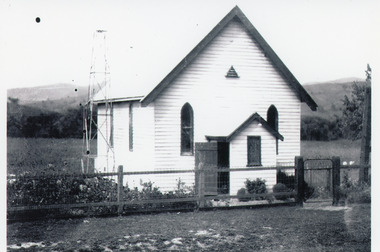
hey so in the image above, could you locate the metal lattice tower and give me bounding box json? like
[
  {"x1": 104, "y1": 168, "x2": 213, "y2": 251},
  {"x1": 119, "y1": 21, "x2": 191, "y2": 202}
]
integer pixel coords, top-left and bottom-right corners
[{"x1": 82, "y1": 30, "x2": 115, "y2": 173}]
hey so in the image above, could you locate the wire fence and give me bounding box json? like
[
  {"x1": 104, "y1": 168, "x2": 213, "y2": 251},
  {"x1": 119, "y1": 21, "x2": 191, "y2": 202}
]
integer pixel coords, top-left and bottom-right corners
[
  {"x1": 7, "y1": 165, "x2": 298, "y2": 221},
  {"x1": 303, "y1": 158, "x2": 370, "y2": 199},
  {"x1": 7, "y1": 158, "x2": 370, "y2": 221}
]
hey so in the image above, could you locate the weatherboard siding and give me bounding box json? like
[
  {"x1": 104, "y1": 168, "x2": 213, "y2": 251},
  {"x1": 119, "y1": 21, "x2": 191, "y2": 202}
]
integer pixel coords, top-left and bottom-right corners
[
  {"x1": 96, "y1": 102, "x2": 156, "y2": 188},
  {"x1": 153, "y1": 19, "x2": 301, "y2": 173},
  {"x1": 95, "y1": 104, "x2": 115, "y2": 172},
  {"x1": 229, "y1": 121, "x2": 277, "y2": 195},
  {"x1": 229, "y1": 121, "x2": 276, "y2": 168}
]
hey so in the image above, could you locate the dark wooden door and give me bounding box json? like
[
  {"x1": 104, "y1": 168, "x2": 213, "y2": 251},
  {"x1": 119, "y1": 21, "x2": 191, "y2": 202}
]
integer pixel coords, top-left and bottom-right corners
[
  {"x1": 195, "y1": 142, "x2": 218, "y2": 196},
  {"x1": 217, "y1": 142, "x2": 230, "y2": 194}
]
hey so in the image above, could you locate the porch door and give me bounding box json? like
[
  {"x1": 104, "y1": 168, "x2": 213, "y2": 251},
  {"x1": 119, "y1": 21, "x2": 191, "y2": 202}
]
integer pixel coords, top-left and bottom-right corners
[{"x1": 217, "y1": 142, "x2": 230, "y2": 194}]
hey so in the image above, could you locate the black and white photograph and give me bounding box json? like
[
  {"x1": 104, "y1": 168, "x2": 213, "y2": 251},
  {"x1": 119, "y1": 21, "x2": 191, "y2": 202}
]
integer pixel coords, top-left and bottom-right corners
[{"x1": 2, "y1": 0, "x2": 377, "y2": 250}]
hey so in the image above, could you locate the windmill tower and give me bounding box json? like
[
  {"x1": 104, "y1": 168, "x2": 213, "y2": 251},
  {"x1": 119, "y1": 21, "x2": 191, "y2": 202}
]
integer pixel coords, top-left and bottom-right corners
[{"x1": 82, "y1": 30, "x2": 115, "y2": 173}]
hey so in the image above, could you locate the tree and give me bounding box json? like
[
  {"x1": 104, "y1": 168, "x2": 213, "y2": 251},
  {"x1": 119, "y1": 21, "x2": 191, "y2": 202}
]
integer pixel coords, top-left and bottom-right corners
[{"x1": 340, "y1": 82, "x2": 366, "y2": 140}]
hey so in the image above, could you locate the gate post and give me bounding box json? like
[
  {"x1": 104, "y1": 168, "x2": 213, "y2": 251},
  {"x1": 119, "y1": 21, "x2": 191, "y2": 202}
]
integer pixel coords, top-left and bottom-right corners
[
  {"x1": 332, "y1": 157, "x2": 340, "y2": 206},
  {"x1": 295, "y1": 156, "x2": 304, "y2": 206},
  {"x1": 117, "y1": 165, "x2": 124, "y2": 215}
]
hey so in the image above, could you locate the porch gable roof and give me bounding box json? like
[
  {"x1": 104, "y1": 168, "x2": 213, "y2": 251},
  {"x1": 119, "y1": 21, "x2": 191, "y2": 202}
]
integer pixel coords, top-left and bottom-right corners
[{"x1": 206, "y1": 112, "x2": 284, "y2": 142}]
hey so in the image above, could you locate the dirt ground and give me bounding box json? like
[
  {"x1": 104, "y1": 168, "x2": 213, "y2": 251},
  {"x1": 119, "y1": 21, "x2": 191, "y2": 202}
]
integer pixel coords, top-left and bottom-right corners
[{"x1": 7, "y1": 203, "x2": 370, "y2": 251}]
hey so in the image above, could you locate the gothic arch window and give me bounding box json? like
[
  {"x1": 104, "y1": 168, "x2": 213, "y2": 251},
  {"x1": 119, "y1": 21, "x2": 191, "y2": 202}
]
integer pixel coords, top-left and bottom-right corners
[
  {"x1": 181, "y1": 103, "x2": 194, "y2": 155},
  {"x1": 267, "y1": 105, "x2": 278, "y2": 131},
  {"x1": 267, "y1": 105, "x2": 279, "y2": 154}
]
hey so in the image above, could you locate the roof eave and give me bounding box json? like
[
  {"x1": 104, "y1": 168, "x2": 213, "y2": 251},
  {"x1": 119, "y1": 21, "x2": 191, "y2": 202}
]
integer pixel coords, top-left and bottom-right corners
[
  {"x1": 226, "y1": 113, "x2": 284, "y2": 142},
  {"x1": 94, "y1": 96, "x2": 144, "y2": 104},
  {"x1": 205, "y1": 136, "x2": 228, "y2": 142},
  {"x1": 206, "y1": 112, "x2": 284, "y2": 143}
]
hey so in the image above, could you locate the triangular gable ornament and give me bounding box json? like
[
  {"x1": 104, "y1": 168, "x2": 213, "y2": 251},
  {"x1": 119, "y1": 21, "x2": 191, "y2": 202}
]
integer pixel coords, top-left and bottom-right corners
[{"x1": 225, "y1": 65, "x2": 239, "y2": 78}]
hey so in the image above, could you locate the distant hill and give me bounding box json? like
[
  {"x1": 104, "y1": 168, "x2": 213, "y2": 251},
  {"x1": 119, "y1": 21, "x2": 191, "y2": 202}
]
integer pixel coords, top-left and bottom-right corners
[
  {"x1": 7, "y1": 83, "x2": 88, "y2": 113},
  {"x1": 301, "y1": 79, "x2": 366, "y2": 120},
  {"x1": 8, "y1": 79, "x2": 366, "y2": 120},
  {"x1": 303, "y1": 77, "x2": 364, "y2": 86}
]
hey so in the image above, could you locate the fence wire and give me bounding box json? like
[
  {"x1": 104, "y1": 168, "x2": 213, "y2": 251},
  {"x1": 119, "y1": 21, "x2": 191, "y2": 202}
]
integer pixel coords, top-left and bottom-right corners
[{"x1": 8, "y1": 162, "x2": 367, "y2": 221}]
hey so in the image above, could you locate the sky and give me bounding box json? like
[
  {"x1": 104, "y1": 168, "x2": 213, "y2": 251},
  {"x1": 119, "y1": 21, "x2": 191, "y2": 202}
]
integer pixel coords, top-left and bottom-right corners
[{"x1": 0, "y1": 0, "x2": 379, "y2": 91}]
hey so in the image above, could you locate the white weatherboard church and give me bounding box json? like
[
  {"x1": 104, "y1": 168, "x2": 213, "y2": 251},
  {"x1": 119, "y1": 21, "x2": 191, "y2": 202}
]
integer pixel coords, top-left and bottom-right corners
[{"x1": 93, "y1": 6, "x2": 317, "y2": 195}]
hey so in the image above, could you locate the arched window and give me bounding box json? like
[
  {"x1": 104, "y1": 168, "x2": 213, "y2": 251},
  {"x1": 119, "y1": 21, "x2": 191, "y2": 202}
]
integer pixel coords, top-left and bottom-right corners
[
  {"x1": 267, "y1": 105, "x2": 279, "y2": 154},
  {"x1": 181, "y1": 103, "x2": 194, "y2": 155},
  {"x1": 267, "y1": 105, "x2": 278, "y2": 131}
]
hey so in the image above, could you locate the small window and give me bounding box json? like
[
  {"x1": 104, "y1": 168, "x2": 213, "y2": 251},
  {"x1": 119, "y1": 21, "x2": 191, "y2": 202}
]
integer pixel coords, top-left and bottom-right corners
[
  {"x1": 247, "y1": 136, "x2": 261, "y2": 166},
  {"x1": 181, "y1": 103, "x2": 194, "y2": 155}
]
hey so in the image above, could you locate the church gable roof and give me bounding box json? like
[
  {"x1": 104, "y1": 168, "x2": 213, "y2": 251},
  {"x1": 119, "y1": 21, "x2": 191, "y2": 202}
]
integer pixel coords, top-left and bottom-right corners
[{"x1": 141, "y1": 6, "x2": 317, "y2": 111}]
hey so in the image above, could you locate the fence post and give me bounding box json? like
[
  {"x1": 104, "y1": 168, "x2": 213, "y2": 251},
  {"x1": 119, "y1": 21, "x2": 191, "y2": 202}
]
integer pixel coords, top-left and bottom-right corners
[
  {"x1": 117, "y1": 165, "x2": 124, "y2": 215},
  {"x1": 359, "y1": 85, "x2": 371, "y2": 184},
  {"x1": 295, "y1": 156, "x2": 304, "y2": 206},
  {"x1": 332, "y1": 157, "x2": 340, "y2": 206}
]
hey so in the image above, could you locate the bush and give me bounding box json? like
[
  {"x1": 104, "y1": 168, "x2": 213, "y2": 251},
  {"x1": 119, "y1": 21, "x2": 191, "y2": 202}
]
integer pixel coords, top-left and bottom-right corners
[
  {"x1": 237, "y1": 188, "x2": 250, "y2": 202},
  {"x1": 339, "y1": 172, "x2": 371, "y2": 204},
  {"x1": 8, "y1": 174, "x2": 197, "y2": 217},
  {"x1": 301, "y1": 116, "x2": 342, "y2": 141},
  {"x1": 277, "y1": 171, "x2": 314, "y2": 202},
  {"x1": 277, "y1": 171, "x2": 295, "y2": 190},
  {"x1": 245, "y1": 178, "x2": 267, "y2": 200},
  {"x1": 303, "y1": 182, "x2": 315, "y2": 202},
  {"x1": 273, "y1": 183, "x2": 291, "y2": 200}
]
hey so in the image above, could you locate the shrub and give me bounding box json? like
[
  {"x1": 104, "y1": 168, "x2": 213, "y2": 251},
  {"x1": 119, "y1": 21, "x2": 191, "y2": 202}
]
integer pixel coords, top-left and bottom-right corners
[
  {"x1": 237, "y1": 188, "x2": 250, "y2": 202},
  {"x1": 277, "y1": 171, "x2": 295, "y2": 190},
  {"x1": 8, "y1": 174, "x2": 198, "y2": 217},
  {"x1": 174, "y1": 177, "x2": 195, "y2": 197},
  {"x1": 339, "y1": 172, "x2": 371, "y2": 204},
  {"x1": 7, "y1": 175, "x2": 119, "y2": 207},
  {"x1": 277, "y1": 171, "x2": 314, "y2": 202},
  {"x1": 139, "y1": 181, "x2": 163, "y2": 200},
  {"x1": 310, "y1": 186, "x2": 330, "y2": 199},
  {"x1": 245, "y1": 178, "x2": 267, "y2": 200},
  {"x1": 303, "y1": 182, "x2": 315, "y2": 202},
  {"x1": 273, "y1": 183, "x2": 290, "y2": 200}
]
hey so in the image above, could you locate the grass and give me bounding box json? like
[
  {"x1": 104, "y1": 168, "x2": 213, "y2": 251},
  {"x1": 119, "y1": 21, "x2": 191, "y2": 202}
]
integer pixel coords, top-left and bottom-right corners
[
  {"x1": 301, "y1": 139, "x2": 361, "y2": 164},
  {"x1": 7, "y1": 204, "x2": 370, "y2": 251},
  {"x1": 7, "y1": 137, "x2": 93, "y2": 175},
  {"x1": 8, "y1": 138, "x2": 361, "y2": 175}
]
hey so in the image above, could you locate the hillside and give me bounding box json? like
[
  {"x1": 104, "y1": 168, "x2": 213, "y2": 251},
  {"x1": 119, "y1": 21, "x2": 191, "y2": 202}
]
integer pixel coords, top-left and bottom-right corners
[
  {"x1": 7, "y1": 83, "x2": 88, "y2": 113},
  {"x1": 7, "y1": 79, "x2": 365, "y2": 139},
  {"x1": 7, "y1": 80, "x2": 365, "y2": 119},
  {"x1": 301, "y1": 80, "x2": 366, "y2": 120}
]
